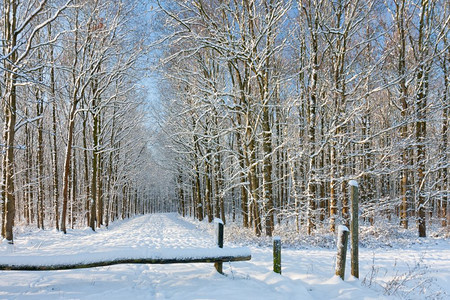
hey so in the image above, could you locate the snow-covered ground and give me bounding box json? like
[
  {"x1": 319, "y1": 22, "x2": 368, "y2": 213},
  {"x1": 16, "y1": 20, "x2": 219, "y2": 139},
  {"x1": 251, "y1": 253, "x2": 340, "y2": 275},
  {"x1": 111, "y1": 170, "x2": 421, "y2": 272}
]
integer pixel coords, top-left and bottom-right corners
[{"x1": 0, "y1": 213, "x2": 448, "y2": 299}]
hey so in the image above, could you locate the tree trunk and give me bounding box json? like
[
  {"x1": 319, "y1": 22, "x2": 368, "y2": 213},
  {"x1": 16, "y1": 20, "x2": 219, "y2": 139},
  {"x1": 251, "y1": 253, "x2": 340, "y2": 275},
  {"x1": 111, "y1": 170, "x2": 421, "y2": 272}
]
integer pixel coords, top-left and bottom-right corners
[
  {"x1": 91, "y1": 96, "x2": 99, "y2": 230},
  {"x1": 50, "y1": 47, "x2": 60, "y2": 231},
  {"x1": 46, "y1": 21, "x2": 60, "y2": 230},
  {"x1": 262, "y1": 104, "x2": 274, "y2": 236},
  {"x1": 97, "y1": 135, "x2": 104, "y2": 227},
  {"x1": 330, "y1": 144, "x2": 337, "y2": 232},
  {"x1": 248, "y1": 137, "x2": 262, "y2": 236},
  {"x1": 236, "y1": 115, "x2": 249, "y2": 228},
  {"x1": 2, "y1": 0, "x2": 18, "y2": 243},
  {"x1": 178, "y1": 174, "x2": 185, "y2": 217},
  {"x1": 441, "y1": 41, "x2": 449, "y2": 228},
  {"x1": 416, "y1": 0, "x2": 430, "y2": 238},
  {"x1": 24, "y1": 111, "x2": 31, "y2": 225},
  {"x1": 82, "y1": 112, "x2": 90, "y2": 227},
  {"x1": 36, "y1": 69, "x2": 45, "y2": 230},
  {"x1": 204, "y1": 155, "x2": 213, "y2": 223},
  {"x1": 306, "y1": 11, "x2": 319, "y2": 235},
  {"x1": 60, "y1": 101, "x2": 78, "y2": 234},
  {"x1": 70, "y1": 149, "x2": 77, "y2": 229},
  {"x1": 396, "y1": 0, "x2": 410, "y2": 229},
  {"x1": 3, "y1": 68, "x2": 17, "y2": 244},
  {"x1": 194, "y1": 164, "x2": 204, "y2": 221}
]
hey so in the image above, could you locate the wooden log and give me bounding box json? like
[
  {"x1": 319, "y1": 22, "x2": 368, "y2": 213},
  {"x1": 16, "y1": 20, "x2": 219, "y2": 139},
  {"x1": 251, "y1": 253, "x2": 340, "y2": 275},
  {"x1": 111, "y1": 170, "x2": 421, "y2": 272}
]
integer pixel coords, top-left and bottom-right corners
[
  {"x1": 273, "y1": 236, "x2": 281, "y2": 274},
  {"x1": 214, "y1": 218, "x2": 224, "y2": 274},
  {"x1": 349, "y1": 180, "x2": 359, "y2": 278},
  {"x1": 335, "y1": 225, "x2": 349, "y2": 280},
  {"x1": 0, "y1": 254, "x2": 251, "y2": 271}
]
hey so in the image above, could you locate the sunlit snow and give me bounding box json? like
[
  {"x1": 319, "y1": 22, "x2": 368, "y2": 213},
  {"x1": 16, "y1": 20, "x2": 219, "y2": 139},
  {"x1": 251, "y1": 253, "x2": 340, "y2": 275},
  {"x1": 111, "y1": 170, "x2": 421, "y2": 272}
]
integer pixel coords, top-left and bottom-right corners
[{"x1": 0, "y1": 214, "x2": 448, "y2": 299}]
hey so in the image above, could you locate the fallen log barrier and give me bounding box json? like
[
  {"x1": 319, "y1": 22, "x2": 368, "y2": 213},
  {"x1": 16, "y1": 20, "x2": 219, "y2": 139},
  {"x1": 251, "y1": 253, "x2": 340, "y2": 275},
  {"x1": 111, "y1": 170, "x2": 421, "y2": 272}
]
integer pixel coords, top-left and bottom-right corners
[{"x1": 0, "y1": 252, "x2": 251, "y2": 271}]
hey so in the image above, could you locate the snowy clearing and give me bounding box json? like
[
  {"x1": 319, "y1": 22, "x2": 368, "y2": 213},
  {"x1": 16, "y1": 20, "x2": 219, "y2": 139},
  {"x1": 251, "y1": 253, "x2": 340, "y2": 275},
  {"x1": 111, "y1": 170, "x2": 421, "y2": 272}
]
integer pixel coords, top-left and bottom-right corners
[{"x1": 0, "y1": 213, "x2": 448, "y2": 299}]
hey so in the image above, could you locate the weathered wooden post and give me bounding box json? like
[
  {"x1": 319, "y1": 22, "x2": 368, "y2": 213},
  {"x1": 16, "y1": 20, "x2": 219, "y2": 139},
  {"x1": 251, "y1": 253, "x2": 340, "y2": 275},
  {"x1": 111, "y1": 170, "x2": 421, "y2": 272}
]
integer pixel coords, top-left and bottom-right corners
[
  {"x1": 214, "y1": 218, "x2": 224, "y2": 274},
  {"x1": 273, "y1": 236, "x2": 281, "y2": 274},
  {"x1": 349, "y1": 180, "x2": 359, "y2": 278},
  {"x1": 335, "y1": 225, "x2": 349, "y2": 280}
]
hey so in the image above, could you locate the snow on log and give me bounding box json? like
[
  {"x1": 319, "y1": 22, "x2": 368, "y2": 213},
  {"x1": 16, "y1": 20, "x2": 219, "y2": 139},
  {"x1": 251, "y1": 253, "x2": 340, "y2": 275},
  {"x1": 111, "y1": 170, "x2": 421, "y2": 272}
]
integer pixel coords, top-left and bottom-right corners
[{"x1": 0, "y1": 247, "x2": 251, "y2": 271}]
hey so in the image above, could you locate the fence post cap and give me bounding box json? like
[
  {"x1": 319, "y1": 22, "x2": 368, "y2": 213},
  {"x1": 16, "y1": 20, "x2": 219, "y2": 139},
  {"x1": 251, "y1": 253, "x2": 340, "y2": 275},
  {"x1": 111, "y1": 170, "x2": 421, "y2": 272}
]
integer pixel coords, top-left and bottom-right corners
[
  {"x1": 338, "y1": 225, "x2": 349, "y2": 232},
  {"x1": 273, "y1": 236, "x2": 281, "y2": 241},
  {"x1": 348, "y1": 180, "x2": 358, "y2": 187},
  {"x1": 214, "y1": 218, "x2": 224, "y2": 225}
]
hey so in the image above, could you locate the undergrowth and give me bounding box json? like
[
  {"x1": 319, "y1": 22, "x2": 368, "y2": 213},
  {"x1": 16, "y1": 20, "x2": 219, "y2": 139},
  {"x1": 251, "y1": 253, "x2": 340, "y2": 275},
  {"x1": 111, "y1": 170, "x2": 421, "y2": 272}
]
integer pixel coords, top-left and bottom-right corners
[
  {"x1": 186, "y1": 215, "x2": 449, "y2": 250},
  {"x1": 362, "y1": 254, "x2": 446, "y2": 299}
]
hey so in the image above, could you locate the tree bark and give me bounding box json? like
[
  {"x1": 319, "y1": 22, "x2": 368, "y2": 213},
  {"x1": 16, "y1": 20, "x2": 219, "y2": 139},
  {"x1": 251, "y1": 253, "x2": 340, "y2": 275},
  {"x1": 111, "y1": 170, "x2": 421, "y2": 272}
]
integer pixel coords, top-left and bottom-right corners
[
  {"x1": 441, "y1": 40, "x2": 449, "y2": 228},
  {"x1": 416, "y1": 0, "x2": 430, "y2": 238},
  {"x1": 396, "y1": 0, "x2": 410, "y2": 229},
  {"x1": 36, "y1": 61, "x2": 45, "y2": 230},
  {"x1": 60, "y1": 100, "x2": 78, "y2": 234},
  {"x1": 2, "y1": 0, "x2": 18, "y2": 243},
  {"x1": 49, "y1": 25, "x2": 60, "y2": 231}
]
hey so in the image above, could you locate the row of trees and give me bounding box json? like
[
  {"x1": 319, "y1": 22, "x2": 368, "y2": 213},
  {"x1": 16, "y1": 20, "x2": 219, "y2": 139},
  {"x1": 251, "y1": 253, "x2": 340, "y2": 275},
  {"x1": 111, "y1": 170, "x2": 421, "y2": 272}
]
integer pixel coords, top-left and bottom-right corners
[
  {"x1": 155, "y1": 0, "x2": 449, "y2": 237},
  {"x1": 1, "y1": 0, "x2": 154, "y2": 243}
]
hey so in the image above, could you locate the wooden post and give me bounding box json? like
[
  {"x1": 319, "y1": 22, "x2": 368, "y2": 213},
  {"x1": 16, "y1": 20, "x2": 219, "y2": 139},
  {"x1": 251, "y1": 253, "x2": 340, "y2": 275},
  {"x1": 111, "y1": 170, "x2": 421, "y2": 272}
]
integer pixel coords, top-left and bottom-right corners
[
  {"x1": 273, "y1": 236, "x2": 281, "y2": 274},
  {"x1": 335, "y1": 225, "x2": 349, "y2": 280},
  {"x1": 214, "y1": 218, "x2": 224, "y2": 274},
  {"x1": 349, "y1": 180, "x2": 359, "y2": 278}
]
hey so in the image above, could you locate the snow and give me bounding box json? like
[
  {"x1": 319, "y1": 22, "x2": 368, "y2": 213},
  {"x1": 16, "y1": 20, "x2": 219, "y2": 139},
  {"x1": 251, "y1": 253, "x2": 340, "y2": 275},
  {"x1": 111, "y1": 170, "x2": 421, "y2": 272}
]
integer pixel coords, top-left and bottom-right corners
[
  {"x1": 0, "y1": 213, "x2": 448, "y2": 299},
  {"x1": 214, "y1": 218, "x2": 224, "y2": 225},
  {"x1": 349, "y1": 180, "x2": 359, "y2": 187},
  {"x1": 338, "y1": 225, "x2": 349, "y2": 232}
]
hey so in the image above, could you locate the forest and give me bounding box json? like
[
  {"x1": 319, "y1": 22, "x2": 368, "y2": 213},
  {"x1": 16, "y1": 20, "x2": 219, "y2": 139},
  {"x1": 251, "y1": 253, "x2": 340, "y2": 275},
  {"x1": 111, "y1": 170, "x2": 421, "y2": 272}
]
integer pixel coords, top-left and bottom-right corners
[
  {"x1": 0, "y1": 0, "x2": 449, "y2": 244},
  {"x1": 0, "y1": 0, "x2": 154, "y2": 243},
  {"x1": 154, "y1": 0, "x2": 449, "y2": 239}
]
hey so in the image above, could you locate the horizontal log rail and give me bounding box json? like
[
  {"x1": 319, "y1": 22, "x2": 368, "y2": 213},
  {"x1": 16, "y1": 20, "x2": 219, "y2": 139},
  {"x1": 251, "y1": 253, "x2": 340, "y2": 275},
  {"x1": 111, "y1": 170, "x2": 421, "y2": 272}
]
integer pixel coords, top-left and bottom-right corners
[{"x1": 0, "y1": 254, "x2": 251, "y2": 271}]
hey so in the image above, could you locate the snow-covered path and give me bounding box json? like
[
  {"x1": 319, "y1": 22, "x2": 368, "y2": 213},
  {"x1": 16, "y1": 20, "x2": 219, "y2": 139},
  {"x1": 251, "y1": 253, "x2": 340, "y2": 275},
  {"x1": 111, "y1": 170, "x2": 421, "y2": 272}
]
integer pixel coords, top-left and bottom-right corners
[
  {"x1": 0, "y1": 214, "x2": 249, "y2": 268},
  {"x1": 0, "y1": 213, "x2": 448, "y2": 299}
]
